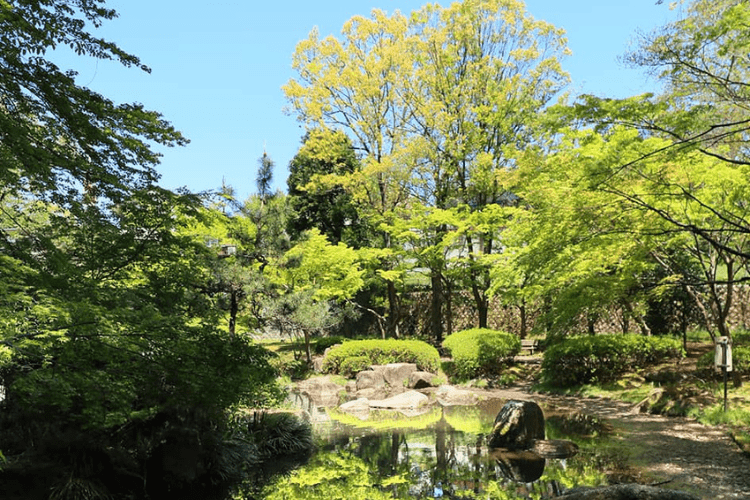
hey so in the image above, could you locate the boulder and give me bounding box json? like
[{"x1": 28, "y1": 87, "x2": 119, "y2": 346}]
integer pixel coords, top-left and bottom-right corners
[
  {"x1": 378, "y1": 363, "x2": 418, "y2": 388},
  {"x1": 435, "y1": 385, "x2": 479, "y2": 406},
  {"x1": 488, "y1": 400, "x2": 545, "y2": 450},
  {"x1": 355, "y1": 387, "x2": 389, "y2": 401},
  {"x1": 339, "y1": 397, "x2": 371, "y2": 413},
  {"x1": 295, "y1": 376, "x2": 344, "y2": 407},
  {"x1": 530, "y1": 439, "x2": 579, "y2": 459},
  {"x1": 559, "y1": 484, "x2": 700, "y2": 500},
  {"x1": 356, "y1": 369, "x2": 385, "y2": 392},
  {"x1": 408, "y1": 371, "x2": 439, "y2": 389},
  {"x1": 369, "y1": 390, "x2": 429, "y2": 410}
]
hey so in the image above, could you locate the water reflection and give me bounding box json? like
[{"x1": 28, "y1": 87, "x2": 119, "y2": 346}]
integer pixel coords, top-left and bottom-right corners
[{"x1": 265, "y1": 397, "x2": 608, "y2": 499}]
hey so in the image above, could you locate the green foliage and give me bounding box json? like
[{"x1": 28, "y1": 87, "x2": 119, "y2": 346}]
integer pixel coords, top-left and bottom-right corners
[
  {"x1": 442, "y1": 328, "x2": 521, "y2": 380},
  {"x1": 0, "y1": 0, "x2": 187, "y2": 212},
  {"x1": 287, "y1": 128, "x2": 368, "y2": 247},
  {"x1": 541, "y1": 334, "x2": 684, "y2": 388},
  {"x1": 338, "y1": 355, "x2": 372, "y2": 377},
  {"x1": 263, "y1": 451, "x2": 406, "y2": 500},
  {"x1": 313, "y1": 335, "x2": 347, "y2": 355},
  {"x1": 321, "y1": 339, "x2": 440, "y2": 377}
]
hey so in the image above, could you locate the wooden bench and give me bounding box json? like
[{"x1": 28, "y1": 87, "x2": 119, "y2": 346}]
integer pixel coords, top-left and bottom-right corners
[{"x1": 520, "y1": 339, "x2": 539, "y2": 355}]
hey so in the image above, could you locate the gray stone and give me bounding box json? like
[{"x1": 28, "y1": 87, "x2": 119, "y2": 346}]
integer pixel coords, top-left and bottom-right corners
[
  {"x1": 378, "y1": 363, "x2": 418, "y2": 388},
  {"x1": 295, "y1": 376, "x2": 345, "y2": 407},
  {"x1": 488, "y1": 400, "x2": 545, "y2": 450},
  {"x1": 355, "y1": 387, "x2": 389, "y2": 401},
  {"x1": 369, "y1": 390, "x2": 429, "y2": 410},
  {"x1": 339, "y1": 397, "x2": 371, "y2": 412},
  {"x1": 408, "y1": 371, "x2": 439, "y2": 389},
  {"x1": 529, "y1": 439, "x2": 579, "y2": 459},
  {"x1": 356, "y1": 369, "x2": 386, "y2": 391},
  {"x1": 435, "y1": 385, "x2": 479, "y2": 406}
]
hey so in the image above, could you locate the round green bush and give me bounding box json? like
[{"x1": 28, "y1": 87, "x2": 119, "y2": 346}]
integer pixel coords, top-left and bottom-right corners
[
  {"x1": 442, "y1": 328, "x2": 521, "y2": 380},
  {"x1": 321, "y1": 339, "x2": 440, "y2": 377},
  {"x1": 541, "y1": 334, "x2": 684, "y2": 388}
]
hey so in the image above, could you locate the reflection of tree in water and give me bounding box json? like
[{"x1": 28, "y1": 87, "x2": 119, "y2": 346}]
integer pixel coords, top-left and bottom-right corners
[{"x1": 286, "y1": 407, "x2": 608, "y2": 499}]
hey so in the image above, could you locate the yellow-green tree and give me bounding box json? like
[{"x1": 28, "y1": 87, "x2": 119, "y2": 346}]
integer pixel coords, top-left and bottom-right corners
[{"x1": 285, "y1": 0, "x2": 570, "y2": 336}]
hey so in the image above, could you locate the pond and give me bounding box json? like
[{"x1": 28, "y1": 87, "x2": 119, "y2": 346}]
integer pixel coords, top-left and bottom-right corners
[{"x1": 262, "y1": 395, "x2": 618, "y2": 499}]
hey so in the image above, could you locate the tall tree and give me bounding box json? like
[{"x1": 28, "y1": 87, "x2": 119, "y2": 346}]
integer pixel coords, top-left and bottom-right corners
[
  {"x1": 405, "y1": 0, "x2": 569, "y2": 328},
  {"x1": 287, "y1": 128, "x2": 367, "y2": 247},
  {"x1": 284, "y1": 9, "x2": 414, "y2": 336},
  {"x1": 284, "y1": 0, "x2": 569, "y2": 336}
]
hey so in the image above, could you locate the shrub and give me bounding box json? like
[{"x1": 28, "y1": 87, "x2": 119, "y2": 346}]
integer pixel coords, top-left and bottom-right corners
[
  {"x1": 313, "y1": 336, "x2": 347, "y2": 355},
  {"x1": 541, "y1": 334, "x2": 684, "y2": 388},
  {"x1": 321, "y1": 339, "x2": 440, "y2": 377},
  {"x1": 442, "y1": 328, "x2": 521, "y2": 380}
]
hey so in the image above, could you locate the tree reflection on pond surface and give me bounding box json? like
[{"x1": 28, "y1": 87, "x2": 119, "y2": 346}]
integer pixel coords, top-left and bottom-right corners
[{"x1": 263, "y1": 399, "x2": 613, "y2": 499}]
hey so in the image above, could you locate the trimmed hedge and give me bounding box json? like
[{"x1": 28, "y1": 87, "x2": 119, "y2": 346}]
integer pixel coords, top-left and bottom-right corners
[
  {"x1": 541, "y1": 334, "x2": 684, "y2": 388},
  {"x1": 442, "y1": 328, "x2": 521, "y2": 380},
  {"x1": 321, "y1": 339, "x2": 440, "y2": 377}
]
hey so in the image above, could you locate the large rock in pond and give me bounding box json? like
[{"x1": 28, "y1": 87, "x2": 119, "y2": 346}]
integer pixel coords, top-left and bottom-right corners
[{"x1": 488, "y1": 400, "x2": 545, "y2": 450}]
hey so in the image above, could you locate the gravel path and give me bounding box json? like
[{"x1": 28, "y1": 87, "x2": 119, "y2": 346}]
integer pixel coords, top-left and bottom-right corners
[{"x1": 480, "y1": 386, "x2": 750, "y2": 499}]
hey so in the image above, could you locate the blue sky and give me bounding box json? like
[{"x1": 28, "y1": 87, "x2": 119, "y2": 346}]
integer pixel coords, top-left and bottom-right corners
[{"x1": 57, "y1": 1, "x2": 680, "y2": 200}]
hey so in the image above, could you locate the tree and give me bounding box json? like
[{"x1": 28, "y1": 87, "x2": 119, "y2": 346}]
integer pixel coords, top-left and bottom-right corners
[
  {"x1": 403, "y1": 0, "x2": 569, "y2": 328},
  {"x1": 0, "y1": 0, "x2": 187, "y2": 213},
  {"x1": 287, "y1": 128, "x2": 368, "y2": 247},
  {"x1": 624, "y1": 0, "x2": 750, "y2": 167},
  {"x1": 558, "y1": 0, "x2": 750, "y2": 339},
  {"x1": 284, "y1": 9, "x2": 416, "y2": 337},
  {"x1": 0, "y1": 4, "x2": 289, "y2": 497},
  {"x1": 284, "y1": 0, "x2": 570, "y2": 335},
  {"x1": 274, "y1": 229, "x2": 365, "y2": 361}
]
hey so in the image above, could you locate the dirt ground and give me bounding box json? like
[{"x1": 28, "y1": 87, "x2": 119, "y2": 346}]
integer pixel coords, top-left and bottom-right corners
[{"x1": 476, "y1": 346, "x2": 750, "y2": 500}]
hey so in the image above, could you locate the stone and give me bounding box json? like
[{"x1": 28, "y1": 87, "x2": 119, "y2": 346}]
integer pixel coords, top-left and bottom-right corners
[
  {"x1": 355, "y1": 387, "x2": 389, "y2": 401},
  {"x1": 369, "y1": 390, "x2": 429, "y2": 410},
  {"x1": 435, "y1": 385, "x2": 479, "y2": 406},
  {"x1": 356, "y1": 369, "x2": 386, "y2": 391},
  {"x1": 408, "y1": 371, "x2": 439, "y2": 389},
  {"x1": 488, "y1": 400, "x2": 545, "y2": 450},
  {"x1": 558, "y1": 484, "x2": 700, "y2": 500},
  {"x1": 339, "y1": 397, "x2": 371, "y2": 413},
  {"x1": 378, "y1": 363, "x2": 418, "y2": 387},
  {"x1": 295, "y1": 375, "x2": 344, "y2": 407},
  {"x1": 530, "y1": 439, "x2": 579, "y2": 459}
]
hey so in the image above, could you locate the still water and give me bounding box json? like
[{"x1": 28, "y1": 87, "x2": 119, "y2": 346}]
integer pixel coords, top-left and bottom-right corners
[{"x1": 264, "y1": 396, "x2": 613, "y2": 499}]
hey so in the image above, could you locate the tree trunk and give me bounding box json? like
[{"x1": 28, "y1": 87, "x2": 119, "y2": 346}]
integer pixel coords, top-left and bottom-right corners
[
  {"x1": 431, "y1": 270, "x2": 444, "y2": 344},
  {"x1": 518, "y1": 300, "x2": 527, "y2": 339},
  {"x1": 387, "y1": 280, "x2": 400, "y2": 338},
  {"x1": 228, "y1": 289, "x2": 238, "y2": 339}
]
